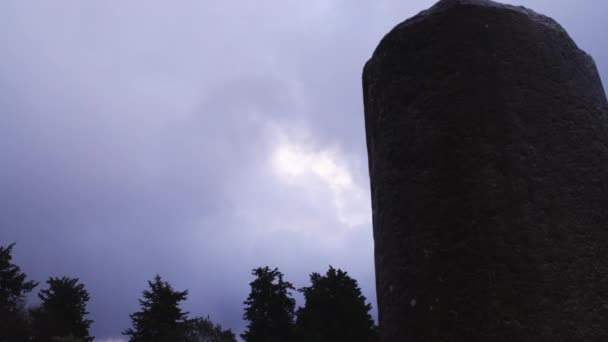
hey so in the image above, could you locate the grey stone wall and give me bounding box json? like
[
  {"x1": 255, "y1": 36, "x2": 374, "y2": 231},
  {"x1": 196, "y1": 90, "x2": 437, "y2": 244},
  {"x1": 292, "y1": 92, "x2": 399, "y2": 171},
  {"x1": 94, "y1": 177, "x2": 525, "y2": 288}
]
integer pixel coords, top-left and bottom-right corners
[{"x1": 362, "y1": 0, "x2": 608, "y2": 340}]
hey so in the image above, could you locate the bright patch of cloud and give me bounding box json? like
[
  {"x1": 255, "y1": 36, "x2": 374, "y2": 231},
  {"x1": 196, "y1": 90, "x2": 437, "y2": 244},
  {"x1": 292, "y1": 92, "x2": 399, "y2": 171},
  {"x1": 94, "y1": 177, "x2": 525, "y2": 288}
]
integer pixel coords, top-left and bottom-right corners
[
  {"x1": 274, "y1": 143, "x2": 352, "y2": 190},
  {"x1": 272, "y1": 137, "x2": 370, "y2": 228}
]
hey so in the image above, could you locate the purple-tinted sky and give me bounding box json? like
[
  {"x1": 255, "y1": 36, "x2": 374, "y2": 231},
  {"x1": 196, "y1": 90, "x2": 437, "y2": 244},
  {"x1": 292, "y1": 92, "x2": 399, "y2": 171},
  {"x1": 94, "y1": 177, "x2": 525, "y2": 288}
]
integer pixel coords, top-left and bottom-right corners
[{"x1": 1, "y1": 1, "x2": 607, "y2": 340}]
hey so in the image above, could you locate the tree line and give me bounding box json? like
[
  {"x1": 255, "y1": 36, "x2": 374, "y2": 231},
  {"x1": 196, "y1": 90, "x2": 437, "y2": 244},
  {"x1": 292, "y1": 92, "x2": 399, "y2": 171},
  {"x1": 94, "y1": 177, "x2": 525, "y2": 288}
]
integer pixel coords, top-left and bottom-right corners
[{"x1": 1, "y1": 243, "x2": 377, "y2": 342}]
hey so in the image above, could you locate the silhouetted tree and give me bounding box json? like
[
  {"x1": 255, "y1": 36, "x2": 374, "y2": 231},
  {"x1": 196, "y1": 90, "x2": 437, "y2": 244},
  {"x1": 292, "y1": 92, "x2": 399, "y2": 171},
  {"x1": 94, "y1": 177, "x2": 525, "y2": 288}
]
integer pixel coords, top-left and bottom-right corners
[
  {"x1": 123, "y1": 274, "x2": 190, "y2": 342},
  {"x1": 295, "y1": 266, "x2": 377, "y2": 342},
  {"x1": 31, "y1": 276, "x2": 93, "y2": 342},
  {"x1": 241, "y1": 267, "x2": 296, "y2": 342},
  {"x1": 185, "y1": 316, "x2": 237, "y2": 342},
  {"x1": 0, "y1": 242, "x2": 38, "y2": 342}
]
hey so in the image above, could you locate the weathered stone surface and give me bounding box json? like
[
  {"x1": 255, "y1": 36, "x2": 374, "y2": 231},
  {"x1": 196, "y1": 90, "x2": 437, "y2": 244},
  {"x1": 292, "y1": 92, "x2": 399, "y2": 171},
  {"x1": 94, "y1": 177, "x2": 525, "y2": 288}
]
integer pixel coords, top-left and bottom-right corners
[{"x1": 362, "y1": 0, "x2": 608, "y2": 341}]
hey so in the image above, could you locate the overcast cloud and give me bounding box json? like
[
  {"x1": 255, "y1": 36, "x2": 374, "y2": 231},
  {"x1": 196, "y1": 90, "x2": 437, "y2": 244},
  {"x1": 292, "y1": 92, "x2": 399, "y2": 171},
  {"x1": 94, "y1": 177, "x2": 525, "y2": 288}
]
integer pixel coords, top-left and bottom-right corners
[{"x1": 1, "y1": 0, "x2": 607, "y2": 340}]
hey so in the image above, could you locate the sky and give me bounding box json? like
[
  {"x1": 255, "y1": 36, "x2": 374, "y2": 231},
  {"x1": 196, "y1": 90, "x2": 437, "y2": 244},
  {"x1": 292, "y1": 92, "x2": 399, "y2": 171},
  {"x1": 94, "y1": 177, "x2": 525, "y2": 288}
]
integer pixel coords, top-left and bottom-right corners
[{"x1": 1, "y1": 0, "x2": 607, "y2": 341}]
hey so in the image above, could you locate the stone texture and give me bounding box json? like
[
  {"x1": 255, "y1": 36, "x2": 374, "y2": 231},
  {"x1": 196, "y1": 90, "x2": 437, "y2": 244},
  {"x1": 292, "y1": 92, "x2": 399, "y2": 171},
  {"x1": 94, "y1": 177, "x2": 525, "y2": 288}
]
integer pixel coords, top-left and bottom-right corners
[{"x1": 362, "y1": 0, "x2": 608, "y2": 341}]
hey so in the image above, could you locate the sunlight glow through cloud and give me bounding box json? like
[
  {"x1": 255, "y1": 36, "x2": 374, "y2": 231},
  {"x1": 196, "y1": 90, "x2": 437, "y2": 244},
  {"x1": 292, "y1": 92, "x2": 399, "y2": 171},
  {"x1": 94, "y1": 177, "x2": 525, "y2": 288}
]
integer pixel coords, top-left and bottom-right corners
[
  {"x1": 272, "y1": 139, "x2": 370, "y2": 228},
  {"x1": 274, "y1": 143, "x2": 352, "y2": 188}
]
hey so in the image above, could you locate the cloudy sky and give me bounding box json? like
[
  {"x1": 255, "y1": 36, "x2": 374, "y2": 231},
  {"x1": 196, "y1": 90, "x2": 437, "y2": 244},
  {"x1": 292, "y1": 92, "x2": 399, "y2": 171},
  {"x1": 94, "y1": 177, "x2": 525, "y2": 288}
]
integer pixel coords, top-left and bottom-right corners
[{"x1": 1, "y1": 0, "x2": 607, "y2": 340}]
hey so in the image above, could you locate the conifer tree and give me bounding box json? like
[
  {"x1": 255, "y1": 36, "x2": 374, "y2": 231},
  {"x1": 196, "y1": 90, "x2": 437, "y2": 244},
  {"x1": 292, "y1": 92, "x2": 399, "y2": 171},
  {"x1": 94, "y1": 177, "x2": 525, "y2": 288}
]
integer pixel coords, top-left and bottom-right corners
[
  {"x1": 0, "y1": 243, "x2": 38, "y2": 342},
  {"x1": 241, "y1": 267, "x2": 296, "y2": 342},
  {"x1": 31, "y1": 277, "x2": 93, "y2": 342},
  {"x1": 295, "y1": 266, "x2": 377, "y2": 342},
  {"x1": 123, "y1": 274, "x2": 189, "y2": 342}
]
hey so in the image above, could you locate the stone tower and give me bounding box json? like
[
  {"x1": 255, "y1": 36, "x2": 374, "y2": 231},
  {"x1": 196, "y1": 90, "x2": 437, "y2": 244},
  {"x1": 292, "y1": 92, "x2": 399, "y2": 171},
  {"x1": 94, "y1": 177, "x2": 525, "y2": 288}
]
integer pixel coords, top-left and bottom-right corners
[{"x1": 362, "y1": 0, "x2": 608, "y2": 340}]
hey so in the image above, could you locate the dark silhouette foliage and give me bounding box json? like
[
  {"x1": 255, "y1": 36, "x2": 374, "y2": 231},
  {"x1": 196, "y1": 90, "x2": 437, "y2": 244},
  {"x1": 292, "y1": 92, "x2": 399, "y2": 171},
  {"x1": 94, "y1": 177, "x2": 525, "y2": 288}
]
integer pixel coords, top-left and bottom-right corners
[
  {"x1": 30, "y1": 276, "x2": 93, "y2": 342},
  {"x1": 123, "y1": 274, "x2": 190, "y2": 342},
  {"x1": 241, "y1": 267, "x2": 296, "y2": 342},
  {"x1": 0, "y1": 243, "x2": 38, "y2": 342},
  {"x1": 0, "y1": 242, "x2": 378, "y2": 341},
  {"x1": 295, "y1": 266, "x2": 377, "y2": 342},
  {"x1": 185, "y1": 316, "x2": 238, "y2": 342}
]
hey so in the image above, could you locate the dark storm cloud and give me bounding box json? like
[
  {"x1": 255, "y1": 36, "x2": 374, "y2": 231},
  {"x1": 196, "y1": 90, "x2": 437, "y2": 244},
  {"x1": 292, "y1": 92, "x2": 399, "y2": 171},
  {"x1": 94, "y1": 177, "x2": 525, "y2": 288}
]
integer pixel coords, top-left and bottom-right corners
[{"x1": 1, "y1": 1, "x2": 606, "y2": 340}]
